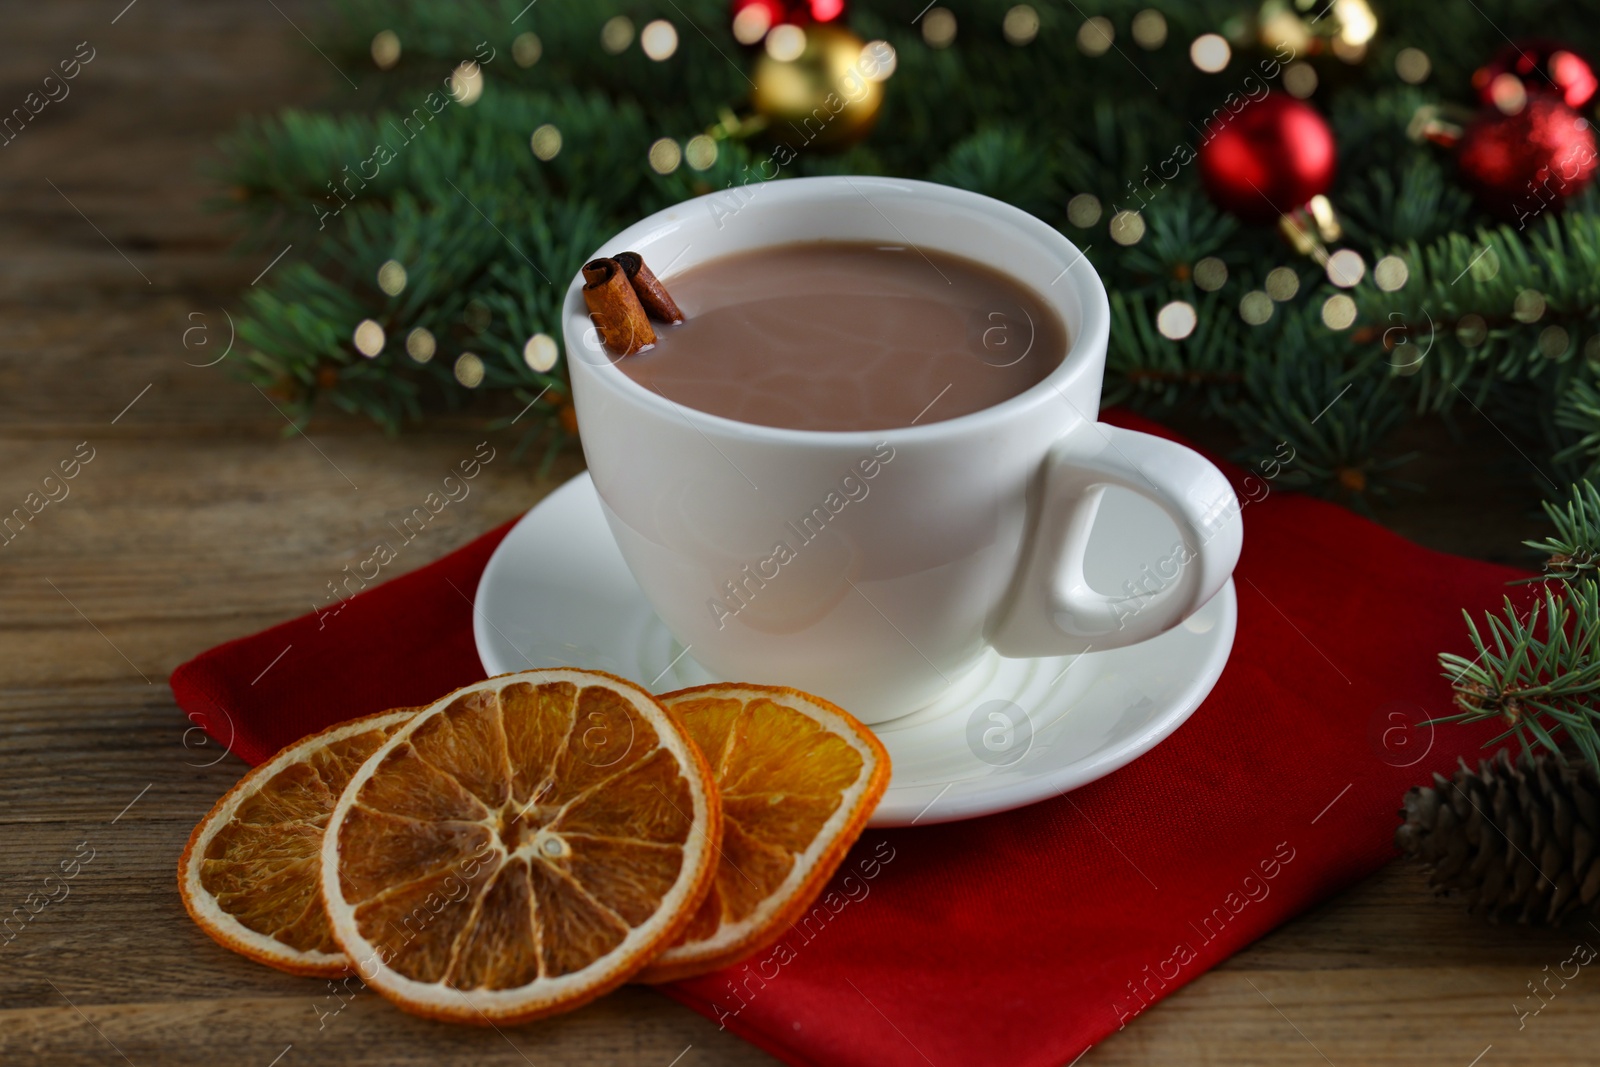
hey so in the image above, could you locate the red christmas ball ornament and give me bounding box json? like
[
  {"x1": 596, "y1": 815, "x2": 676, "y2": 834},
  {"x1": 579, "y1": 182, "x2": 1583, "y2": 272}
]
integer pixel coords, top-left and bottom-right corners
[
  {"x1": 1457, "y1": 96, "x2": 1598, "y2": 219},
  {"x1": 730, "y1": 0, "x2": 847, "y2": 45},
  {"x1": 1473, "y1": 39, "x2": 1597, "y2": 113},
  {"x1": 1197, "y1": 92, "x2": 1337, "y2": 224}
]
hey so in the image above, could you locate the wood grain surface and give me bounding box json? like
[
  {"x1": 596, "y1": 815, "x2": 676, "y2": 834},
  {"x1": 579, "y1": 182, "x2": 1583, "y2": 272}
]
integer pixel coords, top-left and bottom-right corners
[{"x1": 1, "y1": 3, "x2": 1592, "y2": 1065}]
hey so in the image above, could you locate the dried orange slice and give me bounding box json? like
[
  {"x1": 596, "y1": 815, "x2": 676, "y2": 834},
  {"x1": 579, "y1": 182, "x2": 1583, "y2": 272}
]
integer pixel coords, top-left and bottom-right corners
[
  {"x1": 320, "y1": 669, "x2": 720, "y2": 1024},
  {"x1": 636, "y1": 683, "x2": 890, "y2": 984},
  {"x1": 178, "y1": 708, "x2": 416, "y2": 976}
]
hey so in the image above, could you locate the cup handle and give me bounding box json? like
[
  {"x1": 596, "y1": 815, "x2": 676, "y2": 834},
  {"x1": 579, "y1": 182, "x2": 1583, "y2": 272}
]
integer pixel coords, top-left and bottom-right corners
[{"x1": 989, "y1": 420, "x2": 1242, "y2": 659}]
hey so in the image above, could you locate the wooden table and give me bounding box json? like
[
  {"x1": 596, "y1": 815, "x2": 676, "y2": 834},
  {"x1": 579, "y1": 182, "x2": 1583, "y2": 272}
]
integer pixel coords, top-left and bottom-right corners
[{"x1": 2, "y1": 4, "x2": 1592, "y2": 1064}]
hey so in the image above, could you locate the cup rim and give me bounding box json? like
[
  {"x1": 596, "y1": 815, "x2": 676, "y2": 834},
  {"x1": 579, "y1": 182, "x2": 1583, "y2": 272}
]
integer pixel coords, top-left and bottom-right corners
[{"x1": 563, "y1": 175, "x2": 1110, "y2": 443}]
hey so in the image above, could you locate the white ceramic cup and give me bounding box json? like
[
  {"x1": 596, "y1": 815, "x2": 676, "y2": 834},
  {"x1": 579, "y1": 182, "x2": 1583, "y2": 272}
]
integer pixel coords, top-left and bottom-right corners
[{"x1": 565, "y1": 176, "x2": 1241, "y2": 724}]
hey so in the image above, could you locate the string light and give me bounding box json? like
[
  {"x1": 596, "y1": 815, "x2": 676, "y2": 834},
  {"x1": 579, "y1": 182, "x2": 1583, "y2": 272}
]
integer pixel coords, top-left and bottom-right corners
[
  {"x1": 1325, "y1": 249, "x2": 1365, "y2": 288},
  {"x1": 531, "y1": 124, "x2": 562, "y2": 160},
  {"x1": 1077, "y1": 17, "x2": 1114, "y2": 57},
  {"x1": 1321, "y1": 294, "x2": 1357, "y2": 329},
  {"x1": 1331, "y1": 37, "x2": 1366, "y2": 64},
  {"x1": 449, "y1": 62, "x2": 483, "y2": 106},
  {"x1": 601, "y1": 16, "x2": 635, "y2": 55},
  {"x1": 1194, "y1": 257, "x2": 1228, "y2": 290},
  {"x1": 1240, "y1": 291, "x2": 1273, "y2": 325},
  {"x1": 1514, "y1": 290, "x2": 1547, "y2": 322},
  {"x1": 1489, "y1": 74, "x2": 1527, "y2": 114},
  {"x1": 1003, "y1": 6, "x2": 1040, "y2": 46},
  {"x1": 1333, "y1": 0, "x2": 1377, "y2": 46},
  {"x1": 766, "y1": 25, "x2": 807, "y2": 62},
  {"x1": 1468, "y1": 247, "x2": 1500, "y2": 282},
  {"x1": 921, "y1": 8, "x2": 957, "y2": 48},
  {"x1": 1109, "y1": 210, "x2": 1145, "y2": 245},
  {"x1": 1190, "y1": 34, "x2": 1229, "y2": 73},
  {"x1": 512, "y1": 32, "x2": 542, "y2": 68},
  {"x1": 1259, "y1": 1, "x2": 1309, "y2": 54},
  {"x1": 1131, "y1": 10, "x2": 1167, "y2": 49},
  {"x1": 1157, "y1": 301, "x2": 1197, "y2": 340},
  {"x1": 406, "y1": 328, "x2": 436, "y2": 363},
  {"x1": 685, "y1": 134, "x2": 718, "y2": 170},
  {"x1": 1265, "y1": 266, "x2": 1299, "y2": 301},
  {"x1": 641, "y1": 20, "x2": 679, "y2": 61},
  {"x1": 377, "y1": 260, "x2": 406, "y2": 296},
  {"x1": 1457, "y1": 314, "x2": 1488, "y2": 346},
  {"x1": 524, "y1": 334, "x2": 559, "y2": 373},
  {"x1": 1283, "y1": 62, "x2": 1317, "y2": 98},
  {"x1": 454, "y1": 353, "x2": 485, "y2": 387},
  {"x1": 1066, "y1": 193, "x2": 1102, "y2": 227},
  {"x1": 732, "y1": 6, "x2": 772, "y2": 45},
  {"x1": 1395, "y1": 47, "x2": 1431, "y2": 84},
  {"x1": 354, "y1": 320, "x2": 385, "y2": 357},
  {"x1": 862, "y1": 41, "x2": 896, "y2": 81},
  {"x1": 371, "y1": 30, "x2": 401, "y2": 70},
  {"x1": 1329, "y1": 0, "x2": 1377, "y2": 64},
  {"x1": 1539, "y1": 325, "x2": 1570, "y2": 358},
  {"x1": 1373, "y1": 255, "x2": 1409, "y2": 291},
  {"x1": 649, "y1": 138, "x2": 682, "y2": 175}
]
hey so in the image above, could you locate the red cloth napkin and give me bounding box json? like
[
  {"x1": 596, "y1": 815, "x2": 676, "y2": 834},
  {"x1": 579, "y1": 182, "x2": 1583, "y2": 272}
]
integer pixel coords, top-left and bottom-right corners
[{"x1": 172, "y1": 413, "x2": 1522, "y2": 1066}]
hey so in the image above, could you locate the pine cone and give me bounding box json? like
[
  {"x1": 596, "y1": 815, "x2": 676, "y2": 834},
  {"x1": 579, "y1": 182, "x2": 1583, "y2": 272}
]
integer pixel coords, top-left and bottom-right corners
[{"x1": 1396, "y1": 750, "x2": 1600, "y2": 925}]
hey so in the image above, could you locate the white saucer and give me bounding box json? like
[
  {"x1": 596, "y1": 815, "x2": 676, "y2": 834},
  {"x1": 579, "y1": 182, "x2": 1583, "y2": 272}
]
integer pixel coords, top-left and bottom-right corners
[{"x1": 473, "y1": 473, "x2": 1236, "y2": 827}]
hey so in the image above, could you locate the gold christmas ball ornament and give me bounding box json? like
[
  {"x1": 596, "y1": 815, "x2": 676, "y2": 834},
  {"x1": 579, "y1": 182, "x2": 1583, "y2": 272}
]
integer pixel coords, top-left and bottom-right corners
[
  {"x1": 1257, "y1": 0, "x2": 1376, "y2": 63},
  {"x1": 751, "y1": 24, "x2": 889, "y2": 151}
]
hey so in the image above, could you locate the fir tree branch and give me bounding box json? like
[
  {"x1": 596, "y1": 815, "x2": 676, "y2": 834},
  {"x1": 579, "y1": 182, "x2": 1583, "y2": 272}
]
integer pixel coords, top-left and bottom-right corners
[
  {"x1": 1354, "y1": 212, "x2": 1600, "y2": 414},
  {"x1": 1554, "y1": 380, "x2": 1600, "y2": 483},
  {"x1": 1232, "y1": 314, "x2": 1417, "y2": 507},
  {"x1": 1523, "y1": 480, "x2": 1600, "y2": 582},
  {"x1": 1436, "y1": 581, "x2": 1600, "y2": 775}
]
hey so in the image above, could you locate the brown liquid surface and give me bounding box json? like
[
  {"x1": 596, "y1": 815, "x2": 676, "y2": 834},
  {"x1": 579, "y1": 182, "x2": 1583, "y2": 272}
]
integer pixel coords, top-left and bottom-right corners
[{"x1": 615, "y1": 241, "x2": 1068, "y2": 431}]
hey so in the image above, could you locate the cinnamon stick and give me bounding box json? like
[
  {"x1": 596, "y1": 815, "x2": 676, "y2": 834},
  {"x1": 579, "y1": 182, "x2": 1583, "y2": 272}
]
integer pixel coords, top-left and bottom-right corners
[
  {"x1": 582, "y1": 257, "x2": 655, "y2": 356},
  {"x1": 616, "y1": 251, "x2": 685, "y2": 324}
]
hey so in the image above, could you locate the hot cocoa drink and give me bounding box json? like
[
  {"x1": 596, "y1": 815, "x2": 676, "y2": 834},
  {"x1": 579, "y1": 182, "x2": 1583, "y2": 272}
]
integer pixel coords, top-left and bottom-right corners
[{"x1": 612, "y1": 241, "x2": 1067, "y2": 431}]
